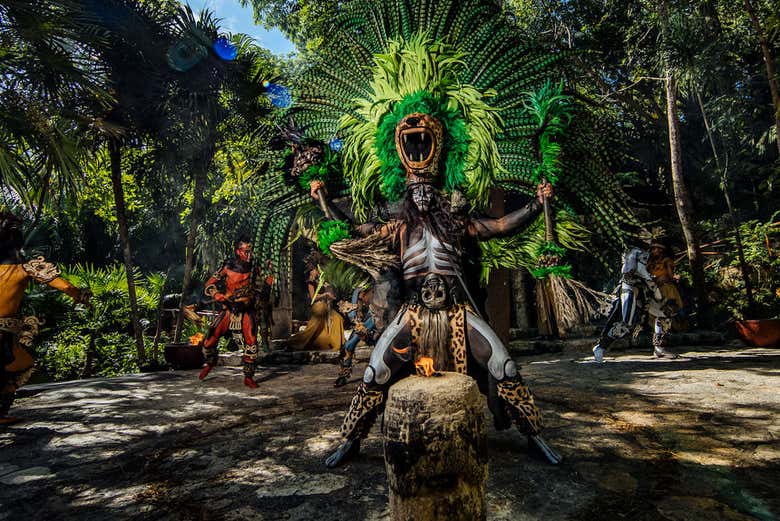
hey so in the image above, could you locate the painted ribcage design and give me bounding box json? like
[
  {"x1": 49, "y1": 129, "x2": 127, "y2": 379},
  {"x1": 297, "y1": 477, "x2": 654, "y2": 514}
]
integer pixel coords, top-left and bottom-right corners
[{"x1": 402, "y1": 227, "x2": 460, "y2": 280}]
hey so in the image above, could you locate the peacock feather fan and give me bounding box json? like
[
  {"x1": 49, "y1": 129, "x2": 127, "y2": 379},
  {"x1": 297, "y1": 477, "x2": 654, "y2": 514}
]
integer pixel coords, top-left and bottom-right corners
[{"x1": 292, "y1": 0, "x2": 636, "y2": 249}]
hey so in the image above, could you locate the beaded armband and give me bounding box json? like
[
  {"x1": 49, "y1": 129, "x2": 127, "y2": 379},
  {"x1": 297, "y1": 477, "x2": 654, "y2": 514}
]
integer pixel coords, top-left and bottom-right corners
[{"x1": 22, "y1": 256, "x2": 60, "y2": 283}]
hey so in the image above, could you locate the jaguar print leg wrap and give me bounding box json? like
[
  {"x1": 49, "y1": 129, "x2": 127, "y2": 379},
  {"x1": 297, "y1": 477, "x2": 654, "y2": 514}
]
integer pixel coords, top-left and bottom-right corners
[
  {"x1": 338, "y1": 363, "x2": 352, "y2": 379},
  {"x1": 448, "y1": 305, "x2": 467, "y2": 374},
  {"x1": 497, "y1": 377, "x2": 543, "y2": 436},
  {"x1": 652, "y1": 317, "x2": 672, "y2": 348},
  {"x1": 336, "y1": 337, "x2": 355, "y2": 380},
  {"x1": 339, "y1": 381, "x2": 385, "y2": 440}
]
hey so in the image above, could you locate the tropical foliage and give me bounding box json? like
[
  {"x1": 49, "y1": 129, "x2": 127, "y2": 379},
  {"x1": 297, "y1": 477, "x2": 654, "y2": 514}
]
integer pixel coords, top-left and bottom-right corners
[
  {"x1": 1, "y1": 0, "x2": 778, "y2": 381},
  {"x1": 24, "y1": 264, "x2": 165, "y2": 381}
]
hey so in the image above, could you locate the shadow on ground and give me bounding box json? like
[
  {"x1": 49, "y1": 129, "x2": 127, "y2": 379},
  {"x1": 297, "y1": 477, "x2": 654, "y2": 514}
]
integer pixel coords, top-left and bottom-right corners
[{"x1": 0, "y1": 346, "x2": 778, "y2": 520}]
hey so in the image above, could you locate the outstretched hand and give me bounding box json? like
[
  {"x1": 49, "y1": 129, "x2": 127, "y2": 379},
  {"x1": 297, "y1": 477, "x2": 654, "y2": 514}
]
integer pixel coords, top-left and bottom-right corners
[
  {"x1": 536, "y1": 181, "x2": 553, "y2": 204},
  {"x1": 76, "y1": 288, "x2": 93, "y2": 308}
]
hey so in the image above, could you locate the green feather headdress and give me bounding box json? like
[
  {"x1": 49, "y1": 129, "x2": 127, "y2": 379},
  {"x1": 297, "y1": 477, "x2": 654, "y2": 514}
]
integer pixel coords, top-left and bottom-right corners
[
  {"x1": 338, "y1": 34, "x2": 504, "y2": 219},
  {"x1": 277, "y1": 0, "x2": 638, "y2": 277}
]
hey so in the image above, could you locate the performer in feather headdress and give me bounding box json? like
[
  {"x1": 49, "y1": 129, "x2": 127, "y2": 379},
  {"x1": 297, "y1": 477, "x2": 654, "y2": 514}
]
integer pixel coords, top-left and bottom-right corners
[{"x1": 248, "y1": 0, "x2": 637, "y2": 466}]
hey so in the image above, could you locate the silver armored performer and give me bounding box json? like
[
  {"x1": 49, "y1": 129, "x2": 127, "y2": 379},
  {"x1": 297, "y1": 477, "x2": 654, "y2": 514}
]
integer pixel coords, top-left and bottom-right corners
[
  {"x1": 314, "y1": 112, "x2": 561, "y2": 467},
  {"x1": 592, "y1": 246, "x2": 678, "y2": 362}
]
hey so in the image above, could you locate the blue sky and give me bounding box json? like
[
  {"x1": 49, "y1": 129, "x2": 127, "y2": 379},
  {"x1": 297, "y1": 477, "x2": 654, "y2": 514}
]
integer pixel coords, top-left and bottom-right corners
[{"x1": 183, "y1": 0, "x2": 296, "y2": 55}]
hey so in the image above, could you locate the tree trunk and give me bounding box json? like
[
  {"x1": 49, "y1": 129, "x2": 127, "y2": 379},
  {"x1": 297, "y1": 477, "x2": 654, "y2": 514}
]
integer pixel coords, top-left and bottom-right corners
[
  {"x1": 696, "y1": 91, "x2": 755, "y2": 315},
  {"x1": 744, "y1": 0, "x2": 780, "y2": 156},
  {"x1": 174, "y1": 160, "x2": 209, "y2": 343},
  {"x1": 109, "y1": 139, "x2": 146, "y2": 365},
  {"x1": 81, "y1": 331, "x2": 96, "y2": 378},
  {"x1": 664, "y1": 72, "x2": 709, "y2": 326},
  {"x1": 151, "y1": 266, "x2": 172, "y2": 365},
  {"x1": 659, "y1": 0, "x2": 709, "y2": 326}
]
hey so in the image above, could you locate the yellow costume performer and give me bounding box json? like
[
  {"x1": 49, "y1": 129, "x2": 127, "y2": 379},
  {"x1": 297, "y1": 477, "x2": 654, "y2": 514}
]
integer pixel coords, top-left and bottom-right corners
[
  {"x1": 289, "y1": 265, "x2": 344, "y2": 351},
  {"x1": 648, "y1": 247, "x2": 683, "y2": 311},
  {"x1": 1, "y1": 212, "x2": 90, "y2": 423}
]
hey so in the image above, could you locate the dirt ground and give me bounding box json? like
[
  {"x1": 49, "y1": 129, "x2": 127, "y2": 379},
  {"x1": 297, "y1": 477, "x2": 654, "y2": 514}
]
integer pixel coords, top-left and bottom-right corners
[{"x1": 0, "y1": 344, "x2": 778, "y2": 520}]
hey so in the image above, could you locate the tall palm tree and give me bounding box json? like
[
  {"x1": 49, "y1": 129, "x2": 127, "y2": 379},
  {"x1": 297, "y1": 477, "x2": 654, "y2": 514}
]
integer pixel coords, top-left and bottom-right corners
[
  {"x1": 74, "y1": 0, "x2": 180, "y2": 366},
  {"x1": 657, "y1": 0, "x2": 709, "y2": 325},
  {"x1": 0, "y1": 0, "x2": 111, "y2": 213},
  {"x1": 164, "y1": 7, "x2": 279, "y2": 342}
]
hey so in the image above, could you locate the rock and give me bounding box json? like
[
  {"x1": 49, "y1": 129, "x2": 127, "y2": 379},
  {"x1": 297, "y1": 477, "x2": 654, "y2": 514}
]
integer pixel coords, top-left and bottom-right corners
[
  {"x1": 0, "y1": 466, "x2": 53, "y2": 485},
  {"x1": 383, "y1": 373, "x2": 488, "y2": 521}
]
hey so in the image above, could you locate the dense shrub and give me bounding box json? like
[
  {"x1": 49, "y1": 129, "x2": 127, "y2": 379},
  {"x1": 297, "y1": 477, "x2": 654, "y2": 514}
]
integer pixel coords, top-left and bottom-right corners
[{"x1": 24, "y1": 264, "x2": 164, "y2": 381}]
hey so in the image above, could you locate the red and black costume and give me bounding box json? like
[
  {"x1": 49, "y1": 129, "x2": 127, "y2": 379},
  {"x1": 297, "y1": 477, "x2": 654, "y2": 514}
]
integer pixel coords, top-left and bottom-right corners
[{"x1": 199, "y1": 249, "x2": 273, "y2": 387}]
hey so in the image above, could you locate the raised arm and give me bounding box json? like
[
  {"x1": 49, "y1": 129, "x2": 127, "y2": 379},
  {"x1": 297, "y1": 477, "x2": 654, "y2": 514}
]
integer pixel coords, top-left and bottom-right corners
[
  {"x1": 310, "y1": 180, "x2": 399, "y2": 239},
  {"x1": 467, "y1": 183, "x2": 551, "y2": 240},
  {"x1": 467, "y1": 199, "x2": 542, "y2": 240},
  {"x1": 22, "y1": 256, "x2": 90, "y2": 304},
  {"x1": 309, "y1": 180, "x2": 350, "y2": 222}
]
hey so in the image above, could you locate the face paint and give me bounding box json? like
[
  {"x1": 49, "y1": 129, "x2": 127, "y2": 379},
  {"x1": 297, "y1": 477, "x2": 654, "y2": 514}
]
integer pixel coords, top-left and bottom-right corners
[
  {"x1": 411, "y1": 183, "x2": 435, "y2": 213},
  {"x1": 236, "y1": 242, "x2": 253, "y2": 263}
]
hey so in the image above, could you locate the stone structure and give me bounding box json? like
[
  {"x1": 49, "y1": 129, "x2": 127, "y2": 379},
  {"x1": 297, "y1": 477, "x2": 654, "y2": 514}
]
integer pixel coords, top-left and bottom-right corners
[{"x1": 383, "y1": 373, "x2": 488, "y2": 521}]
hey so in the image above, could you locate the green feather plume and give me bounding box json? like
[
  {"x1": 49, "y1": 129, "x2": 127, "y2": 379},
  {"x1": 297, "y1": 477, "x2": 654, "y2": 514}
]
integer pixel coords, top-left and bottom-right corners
[
  {"x1": 337, "y1": 34, "x2": 504, "y2": 218},
  {"x1": 317, "y1": 219, "x2": 351, "y2": 255},
  {"x1": 479, "y1": 210, "x2": 590, "y2": 284}
]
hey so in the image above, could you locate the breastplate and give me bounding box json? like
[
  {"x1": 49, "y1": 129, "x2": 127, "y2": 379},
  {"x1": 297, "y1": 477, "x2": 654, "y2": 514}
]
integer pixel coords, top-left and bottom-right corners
[
  {"x1": 224, "y1": 268, "x2": 251, "y2": 294},
  {"x1": 402, "y1": 226, "x2": 460, "y2": 280}
]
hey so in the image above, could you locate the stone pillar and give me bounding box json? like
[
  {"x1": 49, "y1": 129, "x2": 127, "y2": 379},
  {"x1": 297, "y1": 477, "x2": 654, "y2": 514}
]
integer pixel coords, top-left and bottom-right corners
[
  {"x1": 272, "y1": 247, "x2": 293, "y2": 338},
  {"x1": 485, "y1": 188, "x2": 511, "y2": 344},
  {"x1": 511, "y1": 268, "x2": 531, "y2": 330},
  {"x1": 383, "y1": 373, "x2": 488, "y2": 521}
]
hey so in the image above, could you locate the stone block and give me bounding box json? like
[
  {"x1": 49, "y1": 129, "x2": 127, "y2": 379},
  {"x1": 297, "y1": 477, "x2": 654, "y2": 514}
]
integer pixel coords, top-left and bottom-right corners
[{"x1": 383, "y1": 373, "x2": 488, "y2": 521}]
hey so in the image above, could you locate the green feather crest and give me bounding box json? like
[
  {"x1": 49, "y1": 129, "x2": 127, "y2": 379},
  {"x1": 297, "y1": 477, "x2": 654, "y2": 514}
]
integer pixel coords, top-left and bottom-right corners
[{"x1": 338, "y1": 33, "x2": 505, "y2": 219}]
